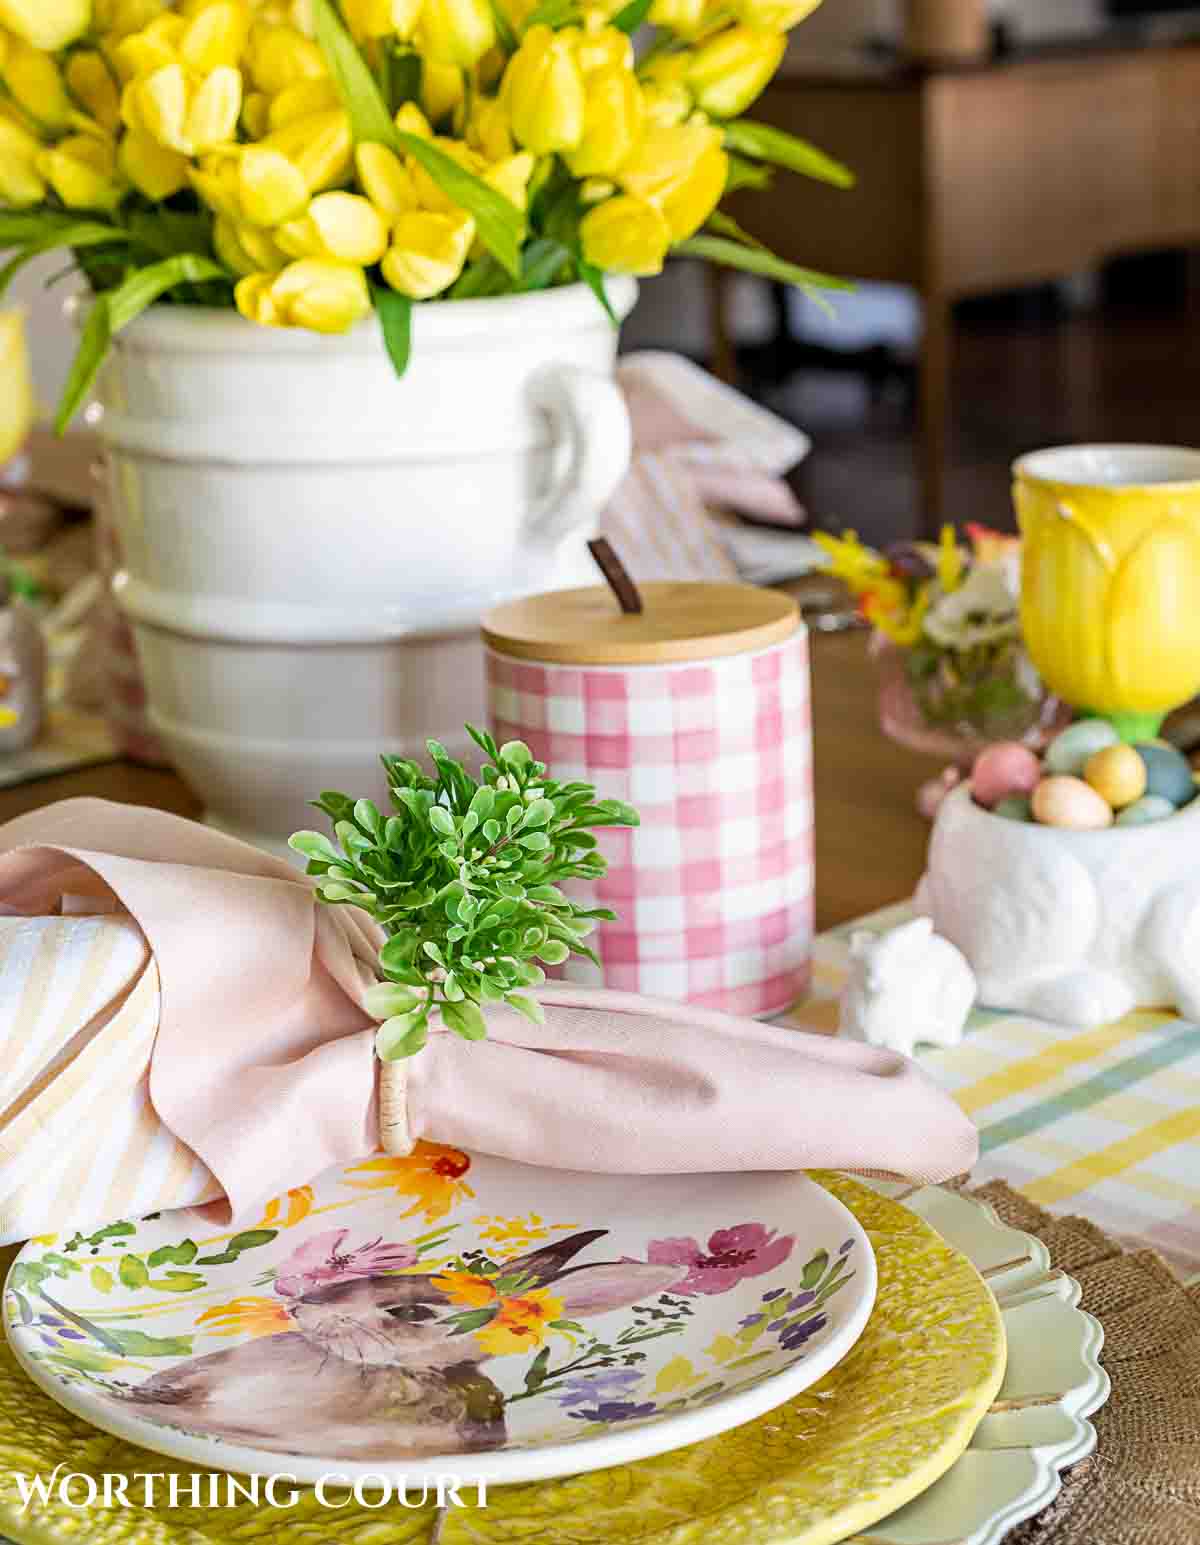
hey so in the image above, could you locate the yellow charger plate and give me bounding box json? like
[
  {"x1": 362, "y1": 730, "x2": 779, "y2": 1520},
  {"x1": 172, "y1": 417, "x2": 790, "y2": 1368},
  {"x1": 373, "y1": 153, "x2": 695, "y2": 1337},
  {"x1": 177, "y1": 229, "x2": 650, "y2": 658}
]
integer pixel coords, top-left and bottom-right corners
[{"x1": 0, "y1": 1175, "x2": 1006, "y2": 1545}]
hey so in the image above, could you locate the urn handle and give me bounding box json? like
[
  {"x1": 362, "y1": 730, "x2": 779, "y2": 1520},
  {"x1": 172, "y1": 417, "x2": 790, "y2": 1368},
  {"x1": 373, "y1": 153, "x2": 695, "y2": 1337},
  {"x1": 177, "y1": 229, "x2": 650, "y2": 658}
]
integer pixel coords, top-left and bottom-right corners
[{"x1": 525, "y1": 363, "x2": 632, "y2": 548}]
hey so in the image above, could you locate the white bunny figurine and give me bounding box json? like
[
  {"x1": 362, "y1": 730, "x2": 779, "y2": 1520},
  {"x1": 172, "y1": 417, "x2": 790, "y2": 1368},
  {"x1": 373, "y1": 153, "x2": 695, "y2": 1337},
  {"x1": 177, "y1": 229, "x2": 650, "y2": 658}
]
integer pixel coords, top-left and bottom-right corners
[{"x1": 839, "y1": 917, "x2": 976, "y2": 1058}]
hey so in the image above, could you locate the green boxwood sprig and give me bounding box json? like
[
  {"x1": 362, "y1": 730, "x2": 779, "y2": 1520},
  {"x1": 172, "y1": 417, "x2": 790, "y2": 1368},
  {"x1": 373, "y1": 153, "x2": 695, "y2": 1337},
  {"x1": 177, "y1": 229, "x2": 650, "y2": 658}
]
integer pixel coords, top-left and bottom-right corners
[{"x1": 290, "y1": 725, "x2": 639, "y2": 1061}]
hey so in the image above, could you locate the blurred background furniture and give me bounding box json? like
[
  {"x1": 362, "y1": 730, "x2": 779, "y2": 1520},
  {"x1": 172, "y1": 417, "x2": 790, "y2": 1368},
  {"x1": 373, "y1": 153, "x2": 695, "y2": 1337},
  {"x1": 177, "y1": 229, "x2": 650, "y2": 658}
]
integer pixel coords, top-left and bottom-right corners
[{"x1": 719, "y1": 29, "x2": 1200, "y2": 535}]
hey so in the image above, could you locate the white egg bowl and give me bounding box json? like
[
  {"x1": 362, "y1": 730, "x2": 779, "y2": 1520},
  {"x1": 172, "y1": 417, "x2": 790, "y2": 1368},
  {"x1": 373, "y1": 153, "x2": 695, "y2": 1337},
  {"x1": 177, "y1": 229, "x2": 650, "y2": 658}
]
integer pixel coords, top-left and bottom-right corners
[{"x1": 916, "y1": 783, "x2": 1200, "y2": 1027}]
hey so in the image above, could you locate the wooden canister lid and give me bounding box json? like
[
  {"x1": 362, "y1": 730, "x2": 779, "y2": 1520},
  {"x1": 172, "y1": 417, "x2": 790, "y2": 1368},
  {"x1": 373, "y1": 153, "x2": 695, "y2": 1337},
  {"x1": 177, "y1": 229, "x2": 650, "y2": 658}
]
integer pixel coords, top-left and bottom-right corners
[{"x1": 482, "y1": 582, "x2": 800, "y2": 665}]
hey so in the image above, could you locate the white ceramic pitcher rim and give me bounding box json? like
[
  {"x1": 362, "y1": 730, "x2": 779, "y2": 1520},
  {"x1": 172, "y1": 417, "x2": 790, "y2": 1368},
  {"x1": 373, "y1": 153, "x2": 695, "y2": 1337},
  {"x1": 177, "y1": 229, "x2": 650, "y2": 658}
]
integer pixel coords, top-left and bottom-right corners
[
  {"x1": 1014, "y1": 442, "x2": 1200, "y2": 490},
  {"x1": 101, "y1": 277, "x2": 639, "y2": 355}
]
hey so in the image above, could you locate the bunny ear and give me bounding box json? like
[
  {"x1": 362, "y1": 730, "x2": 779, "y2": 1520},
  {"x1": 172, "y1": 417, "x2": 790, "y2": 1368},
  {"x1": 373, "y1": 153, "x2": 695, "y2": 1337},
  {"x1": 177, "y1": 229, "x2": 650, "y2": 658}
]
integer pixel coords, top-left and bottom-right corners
[
  {"x1": 501, "y1": 1229, "x2": 609, "y2": 1288},
  {"x1": 554, "y1": 1262, "x2": 685, "y2": 1318}
]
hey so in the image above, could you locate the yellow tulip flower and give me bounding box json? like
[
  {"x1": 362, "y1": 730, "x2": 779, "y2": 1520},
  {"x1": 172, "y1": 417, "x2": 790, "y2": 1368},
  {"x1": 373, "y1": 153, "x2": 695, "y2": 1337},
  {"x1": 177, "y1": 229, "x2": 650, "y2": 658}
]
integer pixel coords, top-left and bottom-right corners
[
  {"x1": 418, "y1": 0, "x2": 494, "y2": 68},
  {"x1": 641, "y1": 78, "x2": 691, "y2": 128},
  {"x1": 124, "y1": 61, "x2": 242, "y2": 155},
  {"x1": 214, "y1": 213, "x2": 286, "y2": 273},
  {"x1": 37, "y1": 133, "x2": 125, "y2": 211},
  {"x1": 647, "y1": 0, "x2": 708, "y2": 36},
  {"x1": 382, "y1": 208, "x2": 474, "y2": 298},
  {"x1": 244, "y1": 21, "x2": 326, "y2": 95},
  {"x1": 261, "y1": 108, "x2": 353, "y2": 190},
  {"x1": 484, "y1": 149, "x2": 535, "y2": 211},
  {"x1": 395, "y1": 101, "x2": 432, "y2": 138},
  {"x1": 236, "y1": 258, "x2": 371, "y2": 332},
  {"x1": 566, "y1": 65, "x2": 644, "y2": 178},
  {"x1": 241, "y1": 90, "x2": 270, "y2": 137},
  {"x1": 685, "y1": 25, "x2": 785, "y2": 118},
  {"x1": 0, "y1": 311, "x2": 34, "y2": 466},
  {"x1": 66, "y1": 52, "x2": 122, "y2": 134},
  {"x1": 574, "y1": 15, "x2": 633, "y2": 74},
  {"x1": 95, "y1": 0, "x2": 170, "y2": 42},
  {"x1": 275, "y1": 191, "x2": 390, "y2": 263},
  {"x1": 267, "y1": 76, "x2": 339, "y2": 128},
  {"x1": 178, "y1": 0, "x2": 250, "y2": 71},
  {"x1": 618, "y1": 118, "x2": 727, "y2": 240},
  {"x1": 1016, "y1": 472, "x2": 1200, "y2": 737},
  {"x1": 504, "y1": 25, "x2": 586, "y2": 155},
  {"x1": 467, "y1": 94, "x2": 514, "y2": 160},
  {"x1": 343, "y1": 0, "x2": 422, "y2": 39},
  {"x1": 735, "y1": 0, "x2": 821, "y2": 26},
  {"x1": 421, "y1": 59, "x2": 464, "y2": 125},
  {"x1": 3, "y1": 39, "x2": 74, "y2": 133},
  {"x1": 188, "y1": 149, "x2": 242, "y2": 216},
  {"x1": 113, "y1": 13, "x2": 185, "y2": 80},
  {"x1": 355, "y1": 142, "x2": 418, "y2": 219},
  {"x1": 119, "y1": 124, "x2": 189, "y2": 196},
  {"x1": 0, "y1": 117, "x2": 46, "y2": 206},
  {"x1": 238, "y1": 144, "x2": 309, "y2": 225},
  {"x1": 579, "y1": 192, "x2": 670, "y2": 274},
  {"x1": 0, "y1": 0, "x2": 90, "y2": 51}
]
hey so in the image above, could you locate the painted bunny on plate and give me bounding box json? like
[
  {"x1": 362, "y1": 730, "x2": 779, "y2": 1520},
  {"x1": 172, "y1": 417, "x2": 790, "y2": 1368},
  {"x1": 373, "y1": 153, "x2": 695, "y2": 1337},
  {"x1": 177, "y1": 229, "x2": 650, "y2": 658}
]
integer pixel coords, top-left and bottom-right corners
[{"x1": 105, "y1": 1230, "x2": 682, "y2": 1460}]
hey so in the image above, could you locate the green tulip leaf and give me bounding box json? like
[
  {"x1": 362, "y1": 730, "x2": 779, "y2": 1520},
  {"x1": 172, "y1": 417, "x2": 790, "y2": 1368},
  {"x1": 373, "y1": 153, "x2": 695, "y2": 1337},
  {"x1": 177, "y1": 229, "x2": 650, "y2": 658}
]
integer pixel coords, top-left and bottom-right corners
[
  {"x1": 312, "y1": 0, "x2": 523, "y2": 277},
  {"x1": 723, "y1": 119, "x2": 854, "y2": 189},
  {"x1": 673, "y1": 234, "x2": 852, "y2": 318}
]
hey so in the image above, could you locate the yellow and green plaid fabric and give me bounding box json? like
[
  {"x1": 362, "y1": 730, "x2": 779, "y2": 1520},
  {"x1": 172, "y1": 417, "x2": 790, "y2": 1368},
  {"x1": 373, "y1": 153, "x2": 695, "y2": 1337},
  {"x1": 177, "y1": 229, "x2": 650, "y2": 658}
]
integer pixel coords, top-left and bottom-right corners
[{"x1": 799, "y1": 903, "x2": 1200, "y2": 1284}]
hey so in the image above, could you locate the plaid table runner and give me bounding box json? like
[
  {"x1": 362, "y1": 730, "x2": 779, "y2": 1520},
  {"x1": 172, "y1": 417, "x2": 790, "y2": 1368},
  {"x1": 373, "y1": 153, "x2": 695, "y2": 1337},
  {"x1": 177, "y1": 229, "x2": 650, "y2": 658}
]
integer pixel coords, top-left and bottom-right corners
[{"x1": 799, "y1": 902, "x2": 1200, "y2": 1284}]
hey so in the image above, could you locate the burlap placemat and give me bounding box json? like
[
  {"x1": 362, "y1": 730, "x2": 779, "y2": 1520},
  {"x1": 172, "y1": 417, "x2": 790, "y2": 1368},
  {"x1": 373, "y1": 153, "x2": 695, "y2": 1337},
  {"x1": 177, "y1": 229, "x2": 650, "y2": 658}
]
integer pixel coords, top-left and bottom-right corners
[{"x1": 969, "y1": 1179, "x2": 1200, "y2": 1545}]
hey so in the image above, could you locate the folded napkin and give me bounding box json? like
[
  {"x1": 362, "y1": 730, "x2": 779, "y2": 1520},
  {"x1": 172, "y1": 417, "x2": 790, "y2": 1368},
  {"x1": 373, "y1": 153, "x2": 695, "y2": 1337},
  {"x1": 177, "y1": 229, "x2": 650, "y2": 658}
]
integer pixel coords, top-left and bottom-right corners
[
  {"x1": 0, "y1": 799, "x2": 978, "y2": 1244},
  {"x1": 601, "y1": 353, "x2": 811, "y2": 584}
]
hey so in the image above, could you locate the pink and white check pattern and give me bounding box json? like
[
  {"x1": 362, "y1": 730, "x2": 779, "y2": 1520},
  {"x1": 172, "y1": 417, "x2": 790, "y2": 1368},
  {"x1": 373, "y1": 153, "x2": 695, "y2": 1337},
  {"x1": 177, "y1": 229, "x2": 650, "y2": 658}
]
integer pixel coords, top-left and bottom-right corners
[{"x1": 487, "y1": 632, "x2": 814, "y2": 1016}]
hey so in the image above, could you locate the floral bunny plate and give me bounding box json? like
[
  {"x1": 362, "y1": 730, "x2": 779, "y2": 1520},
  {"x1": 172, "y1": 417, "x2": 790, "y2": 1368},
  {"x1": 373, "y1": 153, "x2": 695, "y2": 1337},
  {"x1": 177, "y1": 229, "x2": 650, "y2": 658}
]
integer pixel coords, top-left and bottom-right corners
[{"x1": 4, "y1": 1144, "x2": 876, "y2": 1486}]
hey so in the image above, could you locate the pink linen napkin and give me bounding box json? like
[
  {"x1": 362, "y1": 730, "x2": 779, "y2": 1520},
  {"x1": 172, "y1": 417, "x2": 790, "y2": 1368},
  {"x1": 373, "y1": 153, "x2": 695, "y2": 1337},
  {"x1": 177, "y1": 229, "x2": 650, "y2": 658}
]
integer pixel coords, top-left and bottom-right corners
[{"x1": 0, "y1": 799, "x2": 977, "y2": 1241}]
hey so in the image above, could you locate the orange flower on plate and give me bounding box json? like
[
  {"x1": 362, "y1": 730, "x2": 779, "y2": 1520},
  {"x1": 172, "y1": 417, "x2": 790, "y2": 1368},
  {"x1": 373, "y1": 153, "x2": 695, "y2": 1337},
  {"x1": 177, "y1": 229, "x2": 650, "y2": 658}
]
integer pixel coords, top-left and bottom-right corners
[
  {"x1": 196, "y1": 1297, "x2": 291, "y2": 1339},
  {"x1": 255, "y1": 1185, "x2": 315, "y2": 1229},
  {"x1": 343, "y1": 1140, "x2": 475, "y2": 1223},
  {"x1": 473, "y1": 1287, "x2": 565, "y2": 1356},
  {"x1": 432, "y1": 1269, "x2": 498, "y2": 1309}
]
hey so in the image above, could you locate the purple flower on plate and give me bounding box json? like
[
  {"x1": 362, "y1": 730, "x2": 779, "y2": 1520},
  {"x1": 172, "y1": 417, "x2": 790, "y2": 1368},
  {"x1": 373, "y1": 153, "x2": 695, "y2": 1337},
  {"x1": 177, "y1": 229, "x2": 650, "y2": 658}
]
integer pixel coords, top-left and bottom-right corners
[
  {"x1": 552, "y1": 1369, "x2": 643, "y2": 1408},
  {"x1": 779, "y1": 1313, "x2": 827, "y2": 1352},
  {"x1": 839, "y1": 1239, "x2": 856, "y2": 1255},
  {"x1": 569, "y1": 1400, "x2": 658, "y2": 1423},
  {"x1": 738, "y1": 1312, "x2": 765, "y2": 1330},
  {"x1": 786, "y1": 1290, "x2": 817, "y2": 1313},
  {"x1": 273, "y1": 1228, "x2": 418, "y2": 1298},
  {"x1": 646, "y1": 1224, "x2": 795, "y2": 1296}
]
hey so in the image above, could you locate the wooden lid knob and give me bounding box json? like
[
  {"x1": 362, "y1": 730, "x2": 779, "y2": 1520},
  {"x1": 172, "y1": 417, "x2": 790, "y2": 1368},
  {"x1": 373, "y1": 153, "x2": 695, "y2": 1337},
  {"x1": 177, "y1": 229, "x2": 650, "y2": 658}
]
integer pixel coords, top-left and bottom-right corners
[{"x1": 481, "y1": 582, "x2": 801, "y2": 665}]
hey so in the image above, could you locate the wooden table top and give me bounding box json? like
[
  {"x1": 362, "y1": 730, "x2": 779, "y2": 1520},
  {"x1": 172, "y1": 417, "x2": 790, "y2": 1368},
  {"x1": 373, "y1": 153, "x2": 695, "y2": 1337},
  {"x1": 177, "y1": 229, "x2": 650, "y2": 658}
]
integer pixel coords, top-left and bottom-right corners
[{"x1": 0, "y1": 629, "x2": 948, "y2": 933}]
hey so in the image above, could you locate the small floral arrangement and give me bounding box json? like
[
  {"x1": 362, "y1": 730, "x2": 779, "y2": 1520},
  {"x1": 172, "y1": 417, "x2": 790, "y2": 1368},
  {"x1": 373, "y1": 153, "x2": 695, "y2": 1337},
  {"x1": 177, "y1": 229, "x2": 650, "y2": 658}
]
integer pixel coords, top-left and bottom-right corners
[
  {"x1": 0, "y1": 0, "x2": 851, "y2": 429},
  {"x1": 814, "y1": 523, "x2": 1045, "y2": 739},
  {"x1": 290, "y1": 724, "x2": 638, "y2": 1060}
]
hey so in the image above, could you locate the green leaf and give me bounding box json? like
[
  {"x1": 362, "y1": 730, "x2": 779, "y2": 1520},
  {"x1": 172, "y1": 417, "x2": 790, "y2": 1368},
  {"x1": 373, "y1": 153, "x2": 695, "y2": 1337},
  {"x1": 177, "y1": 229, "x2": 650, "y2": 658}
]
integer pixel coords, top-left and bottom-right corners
[
  {"x1": 147, "y1": 1240, "x2": 198, "y2": 1268},
  {"x1": 125, "y1": 210, "x2": 214, "y2": 260},
  {"x1": 723, "y1": 120, "x2": 854, "y2": 189},
  {"x1": 704, "y1": 209, "x2": 767, "y2": 252},
  {"x1": 504, "y1": 992, "x2": 545, "y2": 1024},
  {"x1": 150, "y1": 1271, "x2": 207, "y2": 1293},
  {"x1": 577, "y1": 255, "x2": 618, "y2": 325},
  {"x1": 520, "y1": 236, "x2": 570, "y2": 292},
  {"x1": 54, "y1": 293, "x2": 111, "y2": 435},
  {"x1": 398, "y1": 131, "x2": 524, "y2": 279},
  {"x1": 725, "y1": 153, "x2": 773, "y2": 194},
  {"x1": 612, "y1": 0, "x2": 652, "y2": 30},
  {"x1": 524, "y1": 1345, "x2": 552, "y2": 1390},
  {"x1": 311, "y1": 0, "x2": 523, "y2": 277},
  {"x1": 376, "y1": 1013, "x2": 428, "y2": 1060},
  {"x1": 364, "y1": 981, "x2": 422, "y2": 1018},
  {"x1": 447, "y1": 1306, "x2": 499, "y2": 1334},
  {"x1": 430, "y1": 805, "x2": 456, "y2": 836},
  {"x1": 118, "y1": 1255, "x2": 150, "y2": 1289},
  {"x1": 537, "y1": 938, "x2": 570, "y2": 965},
  {"x1": 195, "y1": 1228, "x2": 278, "y2": 1266},
  {"x1": 499, "y1": 740, "x2": 533, "y2": 768},
  {"x1": 442, "y1": 998, "x2": 488, "y2": 1040},
  {"x1": 89, "y1": 1266, "x2": 113, "y2": 1294},
  {"x1": 373, "y1": 282, "x2": 412, "y2": 378},
  {"x1": 110, "y1": 1329, "x2": 195, "y2": 1358},
  {"x1": 0, "y1": 223, "x2": 126, "y2": 302},
  {"x1": 673, "y1": 234, "x2": 852, "y2": 318},
  {"x1": 800, "y1": 1250, "x2": 829, "y2": 1290},
  {"x1": 488, "y1": 0, "x2": 519, "y2": 52},
  {"x1": 290, "y1": 830, "x2": 341, "y2": 863},
  {"x1": 55, "y1": 254, "x2": 227, "y2": 433}
]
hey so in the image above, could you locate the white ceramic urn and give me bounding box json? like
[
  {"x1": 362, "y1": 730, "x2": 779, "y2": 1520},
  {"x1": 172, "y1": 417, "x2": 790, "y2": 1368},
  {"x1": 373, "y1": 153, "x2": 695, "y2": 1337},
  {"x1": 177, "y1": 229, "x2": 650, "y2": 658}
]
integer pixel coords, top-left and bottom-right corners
[{"x1": 93, "y1": 279, "x2": 637, "y2": 849}]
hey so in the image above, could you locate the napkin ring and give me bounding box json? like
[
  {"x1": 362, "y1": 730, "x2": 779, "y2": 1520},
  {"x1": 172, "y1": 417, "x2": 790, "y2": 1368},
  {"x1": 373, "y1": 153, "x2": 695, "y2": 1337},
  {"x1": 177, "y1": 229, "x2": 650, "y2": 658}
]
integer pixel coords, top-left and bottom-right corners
[{"x1": 378, "y1": 1061, "x2": 414, "y2": 1157}]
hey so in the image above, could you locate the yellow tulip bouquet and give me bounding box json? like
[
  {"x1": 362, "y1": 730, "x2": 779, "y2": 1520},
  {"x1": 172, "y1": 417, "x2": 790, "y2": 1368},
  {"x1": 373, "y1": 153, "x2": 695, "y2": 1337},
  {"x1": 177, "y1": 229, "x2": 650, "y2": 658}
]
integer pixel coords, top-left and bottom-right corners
[{"x1": 0, "y1": 0, "x2": 850, "y2": 429}]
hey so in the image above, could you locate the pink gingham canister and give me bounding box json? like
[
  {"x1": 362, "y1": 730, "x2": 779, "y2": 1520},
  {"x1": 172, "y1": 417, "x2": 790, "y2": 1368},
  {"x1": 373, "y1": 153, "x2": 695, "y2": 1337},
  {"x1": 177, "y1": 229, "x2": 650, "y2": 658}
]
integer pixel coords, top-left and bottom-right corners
[{"x1": 483, "y1": 581, "x2": 813, "y2": 1016}]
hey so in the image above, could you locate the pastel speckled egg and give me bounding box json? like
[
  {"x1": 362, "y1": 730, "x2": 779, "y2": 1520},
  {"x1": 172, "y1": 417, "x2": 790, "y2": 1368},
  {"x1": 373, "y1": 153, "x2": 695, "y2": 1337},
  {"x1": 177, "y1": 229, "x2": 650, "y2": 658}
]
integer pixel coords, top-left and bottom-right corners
[
  {"x1": 1134, "y1": 743, "x2": 1195, "y2": 807},
  {"x1": 1084, "y1": 744, "x2": 1147, "y2": 810},
  {"x1": 971, "y1": 742, "x2": 1042, "y2": 809},
  {"x1": 1031, "y1": 775, "x2": 1114, "y2": 830},
  {"x1": 1043, "y1": 719, "x2": 1120, "y2": 777},
  {"x1": 1115, "y1": 795, "x2": 1177, "y2": 827},
  {"x1": 992, "y1": 795, "x2": 1033, "y2": 822}
]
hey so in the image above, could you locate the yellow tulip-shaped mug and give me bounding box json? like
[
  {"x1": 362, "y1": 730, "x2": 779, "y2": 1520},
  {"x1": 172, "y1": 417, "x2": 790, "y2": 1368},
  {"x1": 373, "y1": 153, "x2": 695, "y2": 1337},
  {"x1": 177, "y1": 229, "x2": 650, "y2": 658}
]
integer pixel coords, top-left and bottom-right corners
[{"x1": 1014, "y1": 444, "x2": 1200, "y2": 741}]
